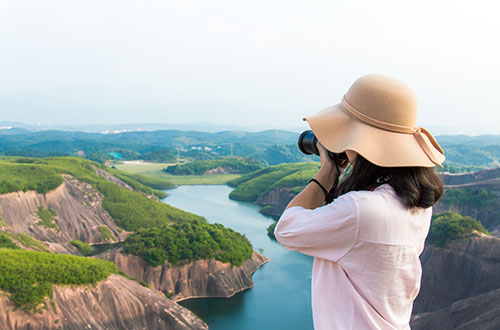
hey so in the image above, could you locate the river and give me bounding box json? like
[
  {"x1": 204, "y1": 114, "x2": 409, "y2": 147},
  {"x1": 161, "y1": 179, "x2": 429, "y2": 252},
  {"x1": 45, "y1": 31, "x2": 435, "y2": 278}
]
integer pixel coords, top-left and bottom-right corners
[{"x1": 163, "y1": 185, "x2": 314, "y2": 330}]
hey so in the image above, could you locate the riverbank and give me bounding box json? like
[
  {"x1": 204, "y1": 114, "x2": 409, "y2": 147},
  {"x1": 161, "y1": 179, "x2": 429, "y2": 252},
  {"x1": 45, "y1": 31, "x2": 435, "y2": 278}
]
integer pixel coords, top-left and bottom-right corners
[{"x1": 164, "y1": 185, "x2": 314, "y2": 330}]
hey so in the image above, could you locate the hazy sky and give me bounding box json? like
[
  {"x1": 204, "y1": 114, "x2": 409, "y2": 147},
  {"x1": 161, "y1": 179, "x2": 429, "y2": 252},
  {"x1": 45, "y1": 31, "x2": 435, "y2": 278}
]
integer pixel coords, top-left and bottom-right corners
[{"x1": 0, "y1": 0, "x2": 499, "y2": 133}]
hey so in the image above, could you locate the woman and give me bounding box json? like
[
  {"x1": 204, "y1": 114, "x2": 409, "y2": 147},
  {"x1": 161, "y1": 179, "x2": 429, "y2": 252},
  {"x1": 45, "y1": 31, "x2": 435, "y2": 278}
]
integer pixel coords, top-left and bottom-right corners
[{"x1": 274, "y1": 74, "x2": 445, "y2": 330}]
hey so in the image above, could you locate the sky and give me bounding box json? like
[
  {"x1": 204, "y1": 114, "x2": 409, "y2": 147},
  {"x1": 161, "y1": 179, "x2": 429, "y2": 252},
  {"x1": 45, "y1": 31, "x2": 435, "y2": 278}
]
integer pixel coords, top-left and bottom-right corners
[{"x1": 0, "y1": 0, "x2": 499, "y2": 133}]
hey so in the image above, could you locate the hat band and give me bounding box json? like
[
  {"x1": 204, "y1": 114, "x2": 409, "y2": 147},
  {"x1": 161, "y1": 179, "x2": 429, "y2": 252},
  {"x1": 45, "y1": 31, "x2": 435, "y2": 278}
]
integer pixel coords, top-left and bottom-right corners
[
  {"x1": 340, "y1": 96, "x2": 444, "y2": 166},
  {"x1": 341, "y1": 96, "x2": 416, "y2": 134}
]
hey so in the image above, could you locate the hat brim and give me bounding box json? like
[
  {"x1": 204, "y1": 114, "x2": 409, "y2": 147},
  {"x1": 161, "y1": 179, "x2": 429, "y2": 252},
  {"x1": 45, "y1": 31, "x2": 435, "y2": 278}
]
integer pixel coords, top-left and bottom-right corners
[{"x1": 304, "y1": 104, "x2": 445, "y2": 167}]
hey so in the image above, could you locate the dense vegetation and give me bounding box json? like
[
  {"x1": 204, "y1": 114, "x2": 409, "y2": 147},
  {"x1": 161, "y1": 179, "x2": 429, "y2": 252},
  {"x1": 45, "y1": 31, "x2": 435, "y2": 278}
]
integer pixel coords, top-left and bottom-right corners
[
  {"x1": 98, "y1": 225, "x2": 115, "y2": 240},
  {"x1": 0, "y1": 161, "x2": 64, "y2": 194},
  {"x1": 267, "y1": 222, "x2": 277, "y2": 240},
  {"x1": 36, "y1": 207, "x2": 59, "y2": 231},
  {"x1": 98, "y1": 180, "x2": 203, "y2": 231},
  {"x1": 142, "y1": 149, "x2": 177, "y2": 163},
  {"x1": 164, "y1": 157, "x2": 265, "y2": 175},
  {"x1": 0, "y1": 232, "x2": 20, "y2": 249},
  {"x1": 440, "y1": 144, "x2": 500, "y2": 171},
  {"x1": 0, "y1": 248, "x2": 117, "y2": 309},
  {"x1": 228, "y1": 162, "x2": 320, "y2": 202},
  {"x1": 106, "y1": 167, "x2": 173, "y2": 198},
  {"x1": 427, "y1": 212, "x2": 489, "y2": 247},
  {"x1": 4, "y1": 231, "x2": 48, "y2": 251},
  {"x1": 123, "y1": 220, "x2": 253, "y2": 267},
  {"x1": 69, "y1": 240, "x2": 92, "y2": 256},
  {"x1": 439, "y1": 188, "x2": 499, "y2": 214}
]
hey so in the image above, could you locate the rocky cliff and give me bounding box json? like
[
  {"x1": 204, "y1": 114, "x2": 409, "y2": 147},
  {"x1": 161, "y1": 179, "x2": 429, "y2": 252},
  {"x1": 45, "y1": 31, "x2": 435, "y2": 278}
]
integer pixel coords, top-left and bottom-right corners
[
  {"x1": 100, "y1": 248, "x2": 270, "y2": 301},
  {"x1": 435, "y1": 168, "x2": 500, "y2": 235},
  {"x1": 0, "y1": 274, "x2": 207, "y2": 330},
  {"x1": 441, "y1": 167, "x2": 500, "y2": 189},
  {"x1": 255, "y1": 186, "x2": 295, "y2": 219},
  {"x1": 411, "y1": 287, "x2": 500, "y2": 330},
  {"x1": 0, "y1": 175, "x2": 127, "y2": 253},
  {"x1": 414, "y1": 234, "x2": 500, "y2": 314}
]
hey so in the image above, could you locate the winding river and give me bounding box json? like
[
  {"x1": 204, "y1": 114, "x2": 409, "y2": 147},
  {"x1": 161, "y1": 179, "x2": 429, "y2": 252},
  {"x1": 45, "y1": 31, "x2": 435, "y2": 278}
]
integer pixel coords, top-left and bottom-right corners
[{"x1": 163, "y1": 185, "x2": 314, "y2": 330}]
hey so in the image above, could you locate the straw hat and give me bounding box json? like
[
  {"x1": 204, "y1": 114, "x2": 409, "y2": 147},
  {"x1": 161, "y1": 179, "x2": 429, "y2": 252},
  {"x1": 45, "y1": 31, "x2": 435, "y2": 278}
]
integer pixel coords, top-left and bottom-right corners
[{"x1": 303, "y1": 74, "x2": 445, "y2": 167}]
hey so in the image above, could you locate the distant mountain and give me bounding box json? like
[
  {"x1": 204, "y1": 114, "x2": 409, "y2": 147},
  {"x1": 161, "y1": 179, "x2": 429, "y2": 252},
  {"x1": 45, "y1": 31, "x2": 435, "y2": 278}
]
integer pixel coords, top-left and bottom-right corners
[
  {"x1": 437, "y1": 135, "x2": 500, "y2": 147},
  {"x1": 0, "y1": 121, "x2": 279, "y2": 133},
  {"x1": 1, "y1": 126, "x2": 499, "y2": 169}
]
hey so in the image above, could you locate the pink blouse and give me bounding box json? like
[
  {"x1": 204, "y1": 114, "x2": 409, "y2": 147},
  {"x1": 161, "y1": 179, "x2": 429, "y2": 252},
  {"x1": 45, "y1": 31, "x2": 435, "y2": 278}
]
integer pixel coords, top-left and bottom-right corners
[{"x1": 274, "y1": 184, "x2": 431, "y2": 330}]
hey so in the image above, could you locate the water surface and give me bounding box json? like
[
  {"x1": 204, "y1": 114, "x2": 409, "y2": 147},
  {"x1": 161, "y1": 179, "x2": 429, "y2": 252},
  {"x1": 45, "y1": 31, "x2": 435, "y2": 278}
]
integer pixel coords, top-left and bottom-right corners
[{"x1": 163, "y1": 185, "x2": 313, "y2": 330}]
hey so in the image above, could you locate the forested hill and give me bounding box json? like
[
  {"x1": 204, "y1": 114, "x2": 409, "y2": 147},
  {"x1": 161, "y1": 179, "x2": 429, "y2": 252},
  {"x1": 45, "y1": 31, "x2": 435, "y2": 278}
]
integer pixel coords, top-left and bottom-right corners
[
  {"x1": 0, "y1": 156, "x2": 257, "y2": 325},
  {"x1": 0, "y1": 128, "x2": 309, "y2": 165},
  {"x1": 2, "y1": 127, "x2": 498, "y2": 169}
]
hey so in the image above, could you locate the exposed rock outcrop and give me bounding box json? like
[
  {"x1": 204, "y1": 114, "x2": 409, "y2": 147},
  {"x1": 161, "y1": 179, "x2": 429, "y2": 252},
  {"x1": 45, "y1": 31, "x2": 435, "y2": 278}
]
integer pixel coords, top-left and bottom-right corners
[
  {"x1": 437, "y1": 167, "x2": 500, "y2": 235},
  {"x1": 411, "y1": 287, "x2": 500, "y2": 330},
  {"x1": 414, "y1": 234, "x2": 500, "y2": 314},
  {"x1": 0, "y1": 175, "x2": 127, "y2": 253},
  {"x1": 433, "y1": 198, "x2": 500, "y2": 236},
  {"x1": 204, "y1": 166, "x2": 229, "y2": 175},
  {"x1": 94, "y1": 166, "x2": 136, "y2": 192},
  {"x1": 0, "y1": 274, "x2": 208, "y2": 330},
  {"x1": 100, "y1": 248, "x2": 270, "y2": 301},
  {"x1": 255, "y1": 186, "x2": 295, "y2": 219},
  {"x1": 441, "y1": 167, "x2": 500, "y2": 189}
]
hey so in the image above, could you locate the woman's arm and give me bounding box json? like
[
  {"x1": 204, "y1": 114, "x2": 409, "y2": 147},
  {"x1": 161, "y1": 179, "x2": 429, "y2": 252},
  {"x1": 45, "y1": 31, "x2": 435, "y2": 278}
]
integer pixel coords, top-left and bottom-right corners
[{"x1": 285, "y1": 143, "x2": 340, "y2": 210}]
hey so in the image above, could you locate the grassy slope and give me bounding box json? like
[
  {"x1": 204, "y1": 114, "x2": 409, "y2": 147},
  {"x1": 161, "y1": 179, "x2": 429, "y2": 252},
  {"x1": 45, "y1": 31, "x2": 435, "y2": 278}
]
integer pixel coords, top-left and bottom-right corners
[
  {"x1": 0, "y1": 157, "x2": 203, "y2": 231},
  {"x1": 228, "y1": 162, "x2": 320, "y2": 202},
  {"x1": 0, "y1": 248, "x2": 117, "y2": 309}
]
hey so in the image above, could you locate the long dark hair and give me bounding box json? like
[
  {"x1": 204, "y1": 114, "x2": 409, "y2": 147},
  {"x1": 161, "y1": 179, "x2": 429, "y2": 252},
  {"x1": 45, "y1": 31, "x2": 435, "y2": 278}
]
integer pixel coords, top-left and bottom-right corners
[{"x1": 335, "y1": 155, "x2": 444, "y2": 209}]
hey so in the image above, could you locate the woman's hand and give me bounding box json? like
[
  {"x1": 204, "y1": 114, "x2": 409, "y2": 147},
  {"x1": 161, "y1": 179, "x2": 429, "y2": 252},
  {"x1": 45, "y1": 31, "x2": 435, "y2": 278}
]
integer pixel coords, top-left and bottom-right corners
[
  {"x1": 283, "y1": 142, "x2": 344, "y2": 211},
  {"x1": 315, "y1": 142, "x2": 340, "y2": 191}
]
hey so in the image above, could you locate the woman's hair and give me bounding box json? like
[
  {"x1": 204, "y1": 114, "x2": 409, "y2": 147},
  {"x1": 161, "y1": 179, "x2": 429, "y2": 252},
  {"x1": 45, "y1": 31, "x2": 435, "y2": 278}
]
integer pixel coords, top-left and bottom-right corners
[{"x1": 335, "y1": 155, "x2": 444, "y2": 209}]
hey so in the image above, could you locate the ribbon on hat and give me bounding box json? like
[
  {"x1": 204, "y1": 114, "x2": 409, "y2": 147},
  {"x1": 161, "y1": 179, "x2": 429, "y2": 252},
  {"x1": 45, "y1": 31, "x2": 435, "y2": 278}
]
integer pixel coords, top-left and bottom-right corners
[{"x1": 340, "y1": 96, "x2": 444, "y2": 166}]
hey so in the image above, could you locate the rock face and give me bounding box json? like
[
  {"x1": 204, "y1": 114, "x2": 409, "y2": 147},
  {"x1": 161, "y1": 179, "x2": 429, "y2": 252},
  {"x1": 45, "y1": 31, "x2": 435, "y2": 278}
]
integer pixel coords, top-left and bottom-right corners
[
  {"x1": 204, "y1": 167, "x2": 229, "y2": 175},
  {"x1": 441, "y1": 167, "x2": 500, "y2": 190},
  {"x1": 436, "y1": 168, "x2": 500, "y2": 235},
  {"x1": 255, "y1": 187, "x2": 295, "y2": 219},
  {"x1": 101, "y1": 248, "x2": 270, "y2": 301},
  {"x1": 0, "y1": 274, "x2": 208, "y2": 330},
  {"x1": 94, "y1": 166, "x2": 136, "y2": 192},
  {"x1": 411, "y1": 287, "x2": 500, "y2": 330},
  {"x1": 433, "y1": 198, "x2": 500, "y2": 236},
  {"x1": 414, "y1": 234, "x2": 500, "y2": 314},
  {"x1": 0, "y1": 176, "x2": 127, "y2": 253}
]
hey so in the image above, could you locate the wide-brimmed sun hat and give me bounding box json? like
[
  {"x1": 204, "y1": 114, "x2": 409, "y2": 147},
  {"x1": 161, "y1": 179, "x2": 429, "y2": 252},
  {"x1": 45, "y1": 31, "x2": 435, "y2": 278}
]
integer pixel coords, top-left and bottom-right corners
[{"x1": 303, "y1": 74, "x2": 445, "y2": 167}]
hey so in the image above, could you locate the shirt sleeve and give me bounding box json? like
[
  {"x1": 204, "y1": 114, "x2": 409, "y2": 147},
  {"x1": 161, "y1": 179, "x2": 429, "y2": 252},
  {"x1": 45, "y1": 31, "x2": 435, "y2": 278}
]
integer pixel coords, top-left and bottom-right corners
[{"x1": 274, "y1": 194, "x2": 359, "y2": 262}]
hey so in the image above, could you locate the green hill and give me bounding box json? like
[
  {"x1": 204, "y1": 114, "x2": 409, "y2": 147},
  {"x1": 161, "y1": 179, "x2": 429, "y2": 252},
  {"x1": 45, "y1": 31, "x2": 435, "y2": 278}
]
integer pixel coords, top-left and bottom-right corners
[
  {"x1": 427, "y1": 212, "x2": 489, "y2": 247},
  {"x1": 0, "y1": 157, "x2": 198, "y2": 230},
  {"x1": 164, "y1": 157, "x2": 265, "y2": 175},
  {"x1": 0, "y1": 248, "x2": 117, "y2": 309},
  {"x1": 123, "y1": 220, "x2": 252, "y2": 267},
  {"x1": 228, "y1": 162, "x2": 320, "y2": 203}
]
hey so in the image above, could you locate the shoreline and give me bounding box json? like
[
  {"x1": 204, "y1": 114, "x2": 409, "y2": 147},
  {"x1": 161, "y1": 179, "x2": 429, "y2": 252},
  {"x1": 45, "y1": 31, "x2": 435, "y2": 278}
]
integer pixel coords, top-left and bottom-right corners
[{"x1": 172, "y1": 255, "x2": 271, "y2": 303}]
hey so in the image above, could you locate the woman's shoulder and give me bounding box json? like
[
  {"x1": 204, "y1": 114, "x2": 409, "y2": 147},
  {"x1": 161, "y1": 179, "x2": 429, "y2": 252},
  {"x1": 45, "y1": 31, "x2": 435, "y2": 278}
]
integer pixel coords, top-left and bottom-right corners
[
  {"x1": 342, "y1": 184, "x2": 431, "y2": 247},
  {"x1": 339, "y1": 184, "x2": 397, "y2": 205}
]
